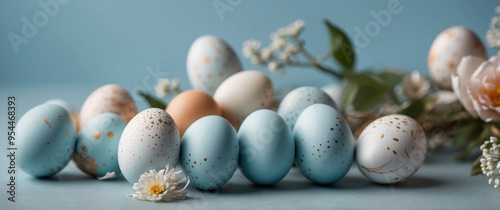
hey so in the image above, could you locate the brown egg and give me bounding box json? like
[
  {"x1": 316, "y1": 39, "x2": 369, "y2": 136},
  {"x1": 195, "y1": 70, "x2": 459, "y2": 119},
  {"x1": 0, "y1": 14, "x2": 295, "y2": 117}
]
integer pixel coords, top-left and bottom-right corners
[{"x1": 166, "y1": 90, "x2": 221, "y2": 136}]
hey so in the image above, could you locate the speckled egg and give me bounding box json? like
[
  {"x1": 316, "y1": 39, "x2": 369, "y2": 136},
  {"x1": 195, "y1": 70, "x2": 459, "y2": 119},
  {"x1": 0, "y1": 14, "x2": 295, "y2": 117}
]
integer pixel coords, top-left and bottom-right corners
[
  {"x1": 118, "y1": 108, "x2": 180, "y2": 184},
  {"x1": 17, "y1": 104, "x2": 76, "y2": 177},
  {"x1": 214, "y1": 70, "x2": 274, "y2": 129},
  {"x1": 428, "y1": 26, "x2": 487, "y2": 89},
  {"x1": 238, "y1": 110, "x2": 294, "y2": 185},
  {"x1": 278, "y1": 86, "x2": 336, "y2": 131},
  {"x1": 79, "y1": 84, "x2": 137, "y2": 127},
  {"x1": 73, "y1": 113, "x2": 126, "y2": 177},
  {"x1": 293, "y1": 104, "x2": 354, "y2": 184},
  {"x1": 166, "y1": 90, "x2": 221, "y2": 137},
  {"x1": 187, "y1": 35, "x2": 242, "y2": 95},
  {"x1": 45, "y1": 99, "x2": 80, "y2": 132},
  {"x1": 180, "y1": 116, "x2": 239, "y2": 190},
  {"x1": 356, "y1": 114, "x2": 427, "y2": 184}
]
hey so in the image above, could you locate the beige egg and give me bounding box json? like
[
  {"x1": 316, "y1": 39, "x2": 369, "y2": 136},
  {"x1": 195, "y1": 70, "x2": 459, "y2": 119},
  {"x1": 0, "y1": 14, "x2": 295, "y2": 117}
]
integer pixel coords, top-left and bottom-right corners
[
  {"x1": 79, "y1": 84, "x2": 137, "y2": 127},
  {"x1": 428, "y1": 26, "x2": 487, "y2": 89},
  {"x1": 213, "y1": 70, "x2": 274, "y2": 129},
  {"x1": 166, "y1": 90, "x2": 221, "y2": 137}
]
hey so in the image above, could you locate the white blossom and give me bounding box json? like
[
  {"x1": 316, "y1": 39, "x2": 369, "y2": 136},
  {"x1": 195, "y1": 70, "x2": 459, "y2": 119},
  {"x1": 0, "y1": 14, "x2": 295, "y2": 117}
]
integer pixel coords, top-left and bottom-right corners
[
  {"x1": 480, "y1": 136, "x2": 500, "y2": 188},
  {"x1": 268, "y1": 61, "x2": 284, "y2": 73},
  {"x1": 402, "y1": 71, "x2": 431, "y2": 100},
  {"x1": 155, "y1": 78, "x2": 170, "y2": 98},
  {"x1": 242, "y1": 39, "x2": 262, "y2": 58},
  {"x1": 487, "y1": 6, "x2": 500, "y2": 50},
  {"x1": 260, "y1": 47, "x2": 273, "y2": 62}
]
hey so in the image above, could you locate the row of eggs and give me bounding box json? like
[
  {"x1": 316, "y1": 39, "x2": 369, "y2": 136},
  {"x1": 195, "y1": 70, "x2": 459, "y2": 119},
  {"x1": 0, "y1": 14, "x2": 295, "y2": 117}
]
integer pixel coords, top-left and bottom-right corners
[{"x1": 17, "y1": 84, "x2": 427, "y2": 190}]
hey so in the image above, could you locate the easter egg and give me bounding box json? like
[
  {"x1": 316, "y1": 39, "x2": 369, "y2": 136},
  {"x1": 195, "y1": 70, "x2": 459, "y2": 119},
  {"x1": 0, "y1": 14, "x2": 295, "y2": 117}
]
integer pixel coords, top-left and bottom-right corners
[
  {"x1": 180, "y1": 116, "x2": 239, "y2": 190},
  {"x1": 73, "y1": 113, "x2": 126, "y2": 177},
  {"x1": 238, "y1": 109, "x2": 294, "y2": 185},
  {"x1": 356, "y1": 114, "x2": 427, "y2": 184},
  {"x1": 187, "y1": 35, "x2": 242, "y2": 95},
  {"x1": 118, "y1": 108, "x2": 180, "y2": 184},
  {"x1": 214, "y1": 70, "x2": 274, "y2": 129},
  {"x1": 45, "y1": 99, "x2": 80, "y2": 132},
  {"x1": 293, "y1": 104, "x2": 354, "y2": 184},
  {"x1": 428, "y1": 26, "x2": 487, "y2": 89},
  {"x1": 17, "y1": 104, "x2": 77, "y2": 177}
]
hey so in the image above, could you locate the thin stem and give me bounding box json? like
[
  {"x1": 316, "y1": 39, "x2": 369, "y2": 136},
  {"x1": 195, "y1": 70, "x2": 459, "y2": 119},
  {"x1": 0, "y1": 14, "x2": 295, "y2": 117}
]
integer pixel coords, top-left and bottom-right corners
[{"x1": 292, "y1": 37, "x2": 343, "y2": 79}]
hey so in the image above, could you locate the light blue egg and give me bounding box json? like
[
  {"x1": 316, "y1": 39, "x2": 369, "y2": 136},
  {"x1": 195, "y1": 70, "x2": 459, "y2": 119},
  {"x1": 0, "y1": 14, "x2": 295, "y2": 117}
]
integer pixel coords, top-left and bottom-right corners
[
  {"x1": 74, "y1": 113, "x2": 126, "y2": 177},
  {"x1": 278, "y1": 86, "x2": 337, "y2": 131},
  {"x1": 180, "y1": 116, "x2": 239, "y2": 190},
  {"x1": 293, "y1": 104, "x2": 354, "y2": 184},
  {"x1": 238, "y1": 109, "x2": 294, "y2": 185},
  {"x1": 17, "y1": 104, "x2": 76, "y2": 177}
]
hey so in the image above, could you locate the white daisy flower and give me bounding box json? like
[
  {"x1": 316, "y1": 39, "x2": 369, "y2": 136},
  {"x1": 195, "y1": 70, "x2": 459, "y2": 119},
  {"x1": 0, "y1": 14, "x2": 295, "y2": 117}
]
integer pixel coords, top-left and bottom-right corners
[
  {"x1": 480, "y1": 136, "x2": 500, "y2": 188},
  {"x1": 129, "y1": 165, "x2": 190, "y2": 202}
]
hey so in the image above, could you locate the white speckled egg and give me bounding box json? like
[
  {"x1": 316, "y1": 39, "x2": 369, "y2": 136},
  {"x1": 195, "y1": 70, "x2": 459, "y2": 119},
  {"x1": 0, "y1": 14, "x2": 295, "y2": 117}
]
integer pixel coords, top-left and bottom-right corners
[
  {"x1": 428, "y1": 26, "x2": 487, "y2": 89},
  {"x1": 294, "y1": 104, "x2": 354, "y2": 184},
  {"x1": 214, "y1": 70, "x2": 274, "y2": 129},
  {"x1": 74, "y1": 113, "x2": 126, "y2": 177},
  {"x1": 180, "y1": 116, "x2": 239, "y2": 190},
  {"x1": 278, "y1": 86, "x2": 336, "y2": 130},
  {"x1": 118, "y1": 108, "x2": 180, "y2": 184},
  {"x1": 187, "y1": 35, "x2": 242, "y2": 95},
  {"x1": 79, "y1": 84, "x2": 137, "y2": 127},
  {"x1": 45, "y1": 99, "x2": 80, "y2": 132},
  {"x1": 238, "y1": 109, "x2": 294, "y2": 185},
  {"x1": 17, "y1": 104, "x2": 76, "y2": 177},
  {"x1": 356, "y1": 114, "x2": 427, "y2": 184}
]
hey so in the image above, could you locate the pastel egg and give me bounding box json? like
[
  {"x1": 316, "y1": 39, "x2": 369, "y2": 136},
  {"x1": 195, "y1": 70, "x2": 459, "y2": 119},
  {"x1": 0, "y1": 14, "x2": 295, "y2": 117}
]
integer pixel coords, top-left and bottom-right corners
[
  {"x1": 278, "y1": 86, "x2": 336, "y2": 130},
  {"x1": 17, "y1": 104, "x2": 77, "y2": 177},
  {"x1": 294, "y1": 104, "x2": 354, "y2": 184},
  {"x1": 356, "y1": 114, "x2": 427, "y2": 184},
  {"x1": 79, "y1": 84, "x2": 137, "y2": 127},
  {"x1": 45, "y1": 99, "x2": 80, "y2": 132},
  {"x1": 180, "y1": 116, "x2": 239, "y2": 190},
  {"x1": 118, "y1": 108, "x2": 180, "y2": 184},
  {"x1": 166, "y1": 90, "x2": 221, "y2": 136},
  {"x1": 73, "y1": 113, "x2": 126, "y2": 177},
  {"x1": 214, "y1": 70, "x2": 274, "y2": 129},
  {"x1": 428, "y1": 26, "x2": 487, "y2": 89},
  {"x1": 238, "y1": 110, "x2": 294, "y2": 185},
  {"x1": 187, "y1": 35, "x2": 242, "y2": 95}
]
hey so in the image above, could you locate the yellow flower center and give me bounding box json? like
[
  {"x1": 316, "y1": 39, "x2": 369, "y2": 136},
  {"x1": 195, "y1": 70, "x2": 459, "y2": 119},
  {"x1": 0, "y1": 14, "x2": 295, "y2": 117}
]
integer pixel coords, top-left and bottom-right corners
[
  {"x1": 148, "y1": 184, "x2": 164, "y2": 195},
  {"x1": 485, "y1": 84, "x2": 500, "y2": 106}
]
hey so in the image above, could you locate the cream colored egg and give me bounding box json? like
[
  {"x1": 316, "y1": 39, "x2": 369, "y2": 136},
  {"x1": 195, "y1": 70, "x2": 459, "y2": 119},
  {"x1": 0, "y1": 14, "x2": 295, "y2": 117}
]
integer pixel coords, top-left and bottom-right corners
[
  {"x1": 428, "y1": 26, "x2": 487, "y2": 89},
  {"x1": 187, "y1": 35, "x2": 242, "y2": 95},
  {"x1": 118, "y1": 108, "x2": 180, "y2": 184},
  {"x1": 356, "y1": 114, "x2": 426, "y2": 184},
  {"x1": 213, "y1": 70, "x2": 274, "y2": 129},
  {"x1": 79, "y1": 84, "x2": 137, "y2": 127}
]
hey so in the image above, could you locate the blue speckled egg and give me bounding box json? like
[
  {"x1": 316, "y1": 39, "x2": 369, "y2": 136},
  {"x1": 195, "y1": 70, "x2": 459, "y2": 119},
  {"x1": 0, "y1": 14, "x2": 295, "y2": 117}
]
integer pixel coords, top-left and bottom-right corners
[
  {"x1": 293, "y1": 104, "x2": 354, "y2": 184},
  {"x1": 278, "y1": 86, "x2": 337, "y2": 131},
  {"x1": 238, "y1": 109, "x2": 294, "y2": 185},
  {"x1": 73, "y1": 113, "x2": 126, "y2": 177},
  {"x1": 180, "y1": 116, "x2": 239, "y2": 190},
  {"x1": 17, "y1": 104, "x2": 77, "y2": 177},
  {"x1": 187, "y1": 35, "x2": 242, "y2": 95}
]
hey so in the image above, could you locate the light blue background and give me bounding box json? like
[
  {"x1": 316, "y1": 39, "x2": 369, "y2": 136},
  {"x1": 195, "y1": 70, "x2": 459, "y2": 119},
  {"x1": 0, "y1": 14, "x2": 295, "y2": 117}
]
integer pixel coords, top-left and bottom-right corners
[{"x1": 1, "y1": 0, "x2": 498, "y2": 92}]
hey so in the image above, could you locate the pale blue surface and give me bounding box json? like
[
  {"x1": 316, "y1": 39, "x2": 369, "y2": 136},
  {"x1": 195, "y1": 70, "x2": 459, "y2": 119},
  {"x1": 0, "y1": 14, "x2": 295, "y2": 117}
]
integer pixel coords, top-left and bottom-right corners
[{"x1": 2, "y1": 1, "x2": 500, "y2": 209}]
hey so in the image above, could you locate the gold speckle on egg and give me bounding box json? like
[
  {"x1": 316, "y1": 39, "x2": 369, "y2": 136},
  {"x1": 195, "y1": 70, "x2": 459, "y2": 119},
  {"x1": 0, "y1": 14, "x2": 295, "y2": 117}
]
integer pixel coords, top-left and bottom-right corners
[
  {"x1": 44, "y1": 119, "x2": 51, "y2": 128},
  {"x1": 93, "y1": 132, "x2": 101, "y2": 139},
  {"x1": 107, "y1": 131, "x2": 114, "y2": 138}
]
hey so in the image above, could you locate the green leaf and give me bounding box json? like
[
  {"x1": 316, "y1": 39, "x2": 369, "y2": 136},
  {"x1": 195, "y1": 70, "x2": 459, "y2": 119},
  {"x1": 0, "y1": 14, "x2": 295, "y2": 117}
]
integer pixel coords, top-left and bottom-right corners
[
  {"x1": 471, "y1": 156, "x2": 483, "y2": 176},
  {"x1": 340, "y1": 81, "x2": 359, "y2": 111},
  {"x1": 347, "y1": 73, "x2": 387, "y2": 111},
  {"x1": 324, "y1": 19, "x2": 356, "y2": 72},
  {"x1": 399, "y1": 100, "x2": 425, "y2": 119},
  {"x1": 377, "y1": 70, "x2": 404, "y2": 89},
  {"x1": 452, "y1": 120, "x2": 484, "y2": 147},
  {"x1": 138, "y1": 91, "x2": 166, "y2": 110}
]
